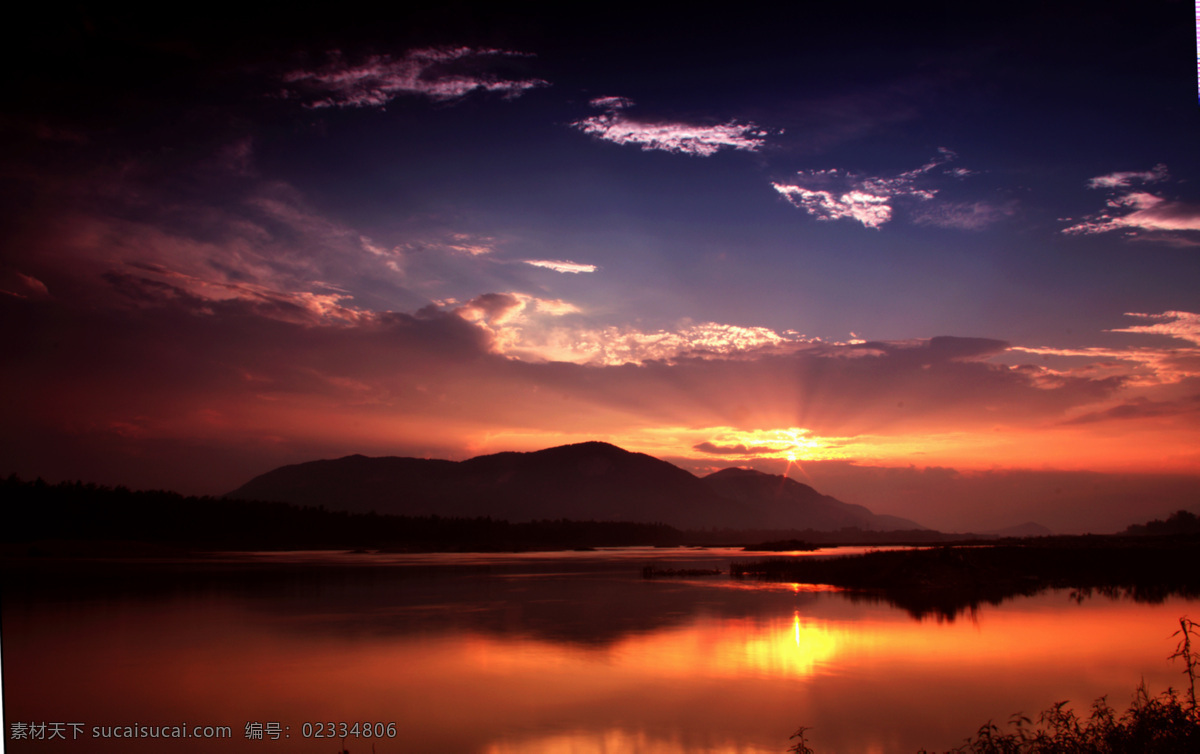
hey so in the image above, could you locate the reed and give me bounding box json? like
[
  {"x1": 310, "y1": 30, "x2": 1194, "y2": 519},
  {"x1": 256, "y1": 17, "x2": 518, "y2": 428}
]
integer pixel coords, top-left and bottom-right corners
[{"x1": 931, "y1": 616, "x2": 1199, "y2": 753}]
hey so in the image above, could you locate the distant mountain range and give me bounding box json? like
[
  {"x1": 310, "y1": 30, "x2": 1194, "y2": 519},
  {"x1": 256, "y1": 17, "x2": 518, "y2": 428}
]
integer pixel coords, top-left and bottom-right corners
[{"x1": 228, "y1": 441, "x2": 927, "y2": 532}]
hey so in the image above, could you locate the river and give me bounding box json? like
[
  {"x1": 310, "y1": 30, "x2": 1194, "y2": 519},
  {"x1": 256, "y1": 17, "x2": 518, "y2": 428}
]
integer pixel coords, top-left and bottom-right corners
[{"x1": 3, "y1": 546, "x2": 1196, "y2": 753}]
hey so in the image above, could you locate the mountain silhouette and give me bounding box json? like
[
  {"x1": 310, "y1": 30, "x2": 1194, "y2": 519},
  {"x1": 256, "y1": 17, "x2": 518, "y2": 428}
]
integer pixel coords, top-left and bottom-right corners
[
  {"x1": 700, "y1": 467, "x2": 924, "y2": 531},
  {"x1": 228, "y1": 441, "x2": 924, "y2": 531}
]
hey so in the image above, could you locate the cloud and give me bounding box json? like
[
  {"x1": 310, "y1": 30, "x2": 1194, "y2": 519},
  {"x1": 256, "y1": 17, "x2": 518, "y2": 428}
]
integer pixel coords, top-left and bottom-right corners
[
  {"x1": 0, "y1": 136, "x2": 445, "y2": 332},
  {"x1": 772, "y1": 150, "x2": 960, "y2": 229},
  {"x1": 455, "y1": 292, "x2": 527, "y2": 325},
  {"x1": 395, "y1": 232, "x2": 497, "y2": 259},
  {"x1": 283, "y1": 47, "x2": 548, "y2": 108},
  {"x1": 570, "y1": 98, "x2": 766, "y2": 156},
  {"x1": 523, "y1": 259, "x2": 597, "y2": 274},
  {"x1": 771, "y1": 186, "x2": 894, "y2": 228},
  {"x1": 0, "y1": 271, "x2": 50, "y2": 299},
  {"x1": 498, "y1": 320, "x2": 813, "y2": 366},
  {"x1": 450, "y1": 292, "x2": 582, "y2": 358},
  {"x1": 1087, "y1": 163, "x2": 1168, "y2": 189},
  {"x1": 1108, "y1": 311, "x2": 1200, "y2": 346},
  {"x1": 1111, "y1": 196, "x2": 1200, "y2": 232},
  {"x1": 71, "y1": 177, "x2": 412, "y2": 324},
  {"x1": 587, "y1": 96, "x2": 633, "y2": 110},
  {"x1": 898, "y1": 147, "x2": 958, "y2": 179},
  {"x1": 104, "y1": 266, "x2": 369, "y2": 326},
  {"x1": 1007, "y1": 313, "x2": 1200, "y2": 389},
  {"x1": 1010, "y1": 344, "x2": 1200, "y2": 388},
  {"x1": 912, "y1": 200, "x2": 1015, "y2": 230},
  {"x1": 690, "y1": 428, "x2": 844, "y2": 461},
  {"x1": 1062, "y1": 164, "x2": 1200, "y2": 238},
  {"x1": 1063, "y1": 394, "x2": 1200, "y2": 425},
  {"x1": 693, "y1": 441, "x2": 775, "y2": 456},
  {"x1": 426, "y1": 296, "x2": 822, "y2": 366},
  {"x1": 1063, "y1": 193, "x2": 1200, "y2": 236}
]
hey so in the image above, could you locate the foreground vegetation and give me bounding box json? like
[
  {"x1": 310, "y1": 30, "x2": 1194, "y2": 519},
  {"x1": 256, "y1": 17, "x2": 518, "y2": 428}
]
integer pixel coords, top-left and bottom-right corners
[{"x1": 789, "y1": 618, "x2": 1200, "y2": 753}]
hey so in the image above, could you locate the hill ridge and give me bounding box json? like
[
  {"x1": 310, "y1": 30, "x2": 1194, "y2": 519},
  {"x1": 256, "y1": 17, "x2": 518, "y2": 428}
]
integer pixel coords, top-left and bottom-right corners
[{"x1": 228, "y1": 442, "x2": 925, "y2": 532}]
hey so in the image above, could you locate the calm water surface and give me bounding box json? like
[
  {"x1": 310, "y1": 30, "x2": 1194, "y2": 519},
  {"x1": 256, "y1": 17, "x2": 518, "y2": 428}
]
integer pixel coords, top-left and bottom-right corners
[{"x1": 3, "y1": 547, "x2": 1196, "y2": 753}]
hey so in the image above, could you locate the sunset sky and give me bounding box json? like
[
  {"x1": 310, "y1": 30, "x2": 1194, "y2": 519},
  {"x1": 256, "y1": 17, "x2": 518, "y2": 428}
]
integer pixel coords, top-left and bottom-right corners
[{"x1": 3, "y1": 3, "x2": 1199, "y2": 532}]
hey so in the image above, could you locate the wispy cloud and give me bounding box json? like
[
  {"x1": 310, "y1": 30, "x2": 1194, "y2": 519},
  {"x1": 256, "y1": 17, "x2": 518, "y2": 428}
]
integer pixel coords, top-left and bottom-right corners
[
  {"x1": 284, "y1": 47, "x2": 548, "y2": 108},
  {"x1": 0, "y1": 271, "x2": 50, "y2": 299},
  {"x1": 1087, "y1": 163, "x2": 1169, "y2": 189},
  {"x1": 523, "y1": 259, "x2": 597, "y2": 274},
  {"x1": 1005, "y1": 312, "x2": 1200, "y2": 389},
  {"x1": 772, "y1": 149, "x2": 960, "y2": 229},
  {"x1": 7, "y1": 139, "x2": 423, "y2": 327},
  {"x1": 1009, "y1": 343, "x2": 1200, "y2": 388},
  {"x1": 570, "y1": 97, "x2": 766, "y2": 156},
  {"x1": 1063, "y1": 394, "x2": 1200, "y2": 425},
  {"x1": 587, "y1": 96, "x2": 634, "y2": 110},
  {"x1": 1062, "y1": 164, "x2": 1200, "y2": 238},
  {"x1": 1108, "y1": 311, "x2": 1200, "y2": 346},
  {"x1": 106, "y1": 264, "x2": 369, "y2": 326},
  {"x1": 396, "y1": 232, "x2": 496, "y2": 258},
  {"x1": 912, "y1": 200, "x2": 1015, "y2": 230},
  {"x1": 1062, "y1": 192, "x2": 1200, "y2": 236}
]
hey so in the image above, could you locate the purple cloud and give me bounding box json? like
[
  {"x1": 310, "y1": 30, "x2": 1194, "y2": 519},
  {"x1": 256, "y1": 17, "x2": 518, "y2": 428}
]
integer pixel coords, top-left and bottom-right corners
[
  {"x1": 771, "y1": 185, "x2": 895, "y2": 228},
  {"x1": 1087, "y1": 163, "x2": 1168, "y2": 189},
  {"x1": 1062, "y1": 164, "x2": 1200, "y2": 238},
  {"x1": 523, "y1": 259, "x2": 598, "y2": 274},
  {"x1": 571, "y1": 98, "x2": 766, "y2": 156},
  {"x1": 587, "y1": 96, "x2": 634, "y2": 110},
  {"x1": 912, "y1": 200, "x2": 1015, "y2": 230},
  {"x1": 284, "y1": 47, "x2": 548, "y2": 108},
  {"x1": 1062, "y1": 192, "x2": 1200, "y2": 236},
  {"x1": 772, "y1": 150, "x2": 960, "y2": 229}
]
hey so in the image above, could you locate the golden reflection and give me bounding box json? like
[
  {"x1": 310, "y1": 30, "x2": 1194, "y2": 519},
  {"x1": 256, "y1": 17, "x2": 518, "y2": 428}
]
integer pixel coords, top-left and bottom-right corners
[
  {"x1": 479, "y1": 614, "x2": 849, "y2": 680},
  {"x1": 442, "y1": 597, "x2": 1195, "y2": 685},
  {"x1": 8, "y1": 586, "x2": 1197, "y2": 754},
  {"x1": 483, "y1": 729, "x2": 782, "y2": 754}
]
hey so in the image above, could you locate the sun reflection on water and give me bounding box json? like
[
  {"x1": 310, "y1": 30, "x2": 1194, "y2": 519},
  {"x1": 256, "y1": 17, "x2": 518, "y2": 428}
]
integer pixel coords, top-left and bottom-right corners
[
  {"x1": 483, "y1": 728, "x2": 783, "y2": 754},
  {"x1": 6, "y1": 562, "x2": 1198, "y2": 754}
]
